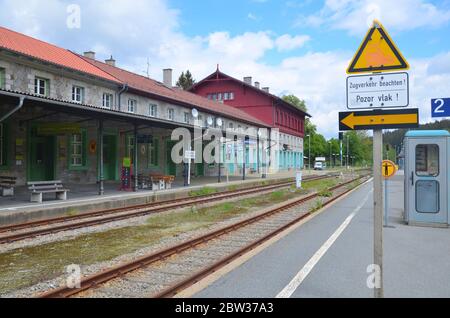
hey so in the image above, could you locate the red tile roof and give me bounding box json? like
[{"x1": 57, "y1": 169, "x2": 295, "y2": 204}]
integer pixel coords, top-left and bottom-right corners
[
  {"x1": 0, "y1": 25, "x2": 268, "y2": 127},
  {"x1": 80, "y1": 56, "x2": 269, "y2": 127},
  {"x1": 0, "y1": 26, "x2": 118, "y2": 82}
]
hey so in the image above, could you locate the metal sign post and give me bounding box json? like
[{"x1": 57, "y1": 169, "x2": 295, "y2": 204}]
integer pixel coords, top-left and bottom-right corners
[
  {"x1": 343, "y1": 20, "x2": 414, "y2": 299},
  {"x1": 382, "y1": 159, "x2": 397, "y2": 228},
  {"x1": 185, "y1": 150, "x2": 196, "y2": 186},
  {"x1": 384, "y1": 178, "x2": 388, "y2": 227},
  {"x1": 373, "y1": 129, "x2": 384, "y2": 298}
]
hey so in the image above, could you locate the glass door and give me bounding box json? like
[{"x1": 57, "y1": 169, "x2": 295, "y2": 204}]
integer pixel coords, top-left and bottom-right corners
[{"x1": 408, "y1": 139, "x2": 447, "y2": 224}]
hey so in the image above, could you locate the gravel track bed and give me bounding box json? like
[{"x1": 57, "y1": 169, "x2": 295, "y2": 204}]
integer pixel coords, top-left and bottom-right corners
[
  {"x1": 72, "y1": 179, "x2": 363, "y2": 298},
  {"x1": 0, "y1": 187, "x2": 292, "y2": 253},
  {"x1": 3, "y1": 175, "x2": 367, "y2": 298}
]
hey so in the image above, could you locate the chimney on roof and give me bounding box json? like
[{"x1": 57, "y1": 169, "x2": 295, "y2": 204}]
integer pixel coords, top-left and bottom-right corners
[
  {"x1": 262, "y1": 87, "x2": 270, "y2": 93},
  {"x1": 255, "y1": 81, "x2": 260, "y2": 89},
  {"x1": 243, "y1": 77, "x2": 252, "y2": 85},
  {"x1": 105, "y1": 56, "x2": 116, "y2": 67},
  {"x1": 163, "y1": 68, "x2": 173, "y2": 87},
  {"x1": 83, "y1": 51, "x2": 96, "y2": 60}
]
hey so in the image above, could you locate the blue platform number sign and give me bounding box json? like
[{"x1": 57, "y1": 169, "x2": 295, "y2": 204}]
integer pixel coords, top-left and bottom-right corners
[{"x1": 431, "y1": 98, "x2": 450, "y2": 118}]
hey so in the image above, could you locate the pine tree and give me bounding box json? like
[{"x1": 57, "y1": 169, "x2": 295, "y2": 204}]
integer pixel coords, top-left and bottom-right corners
[{"x1": 176, "y1": 70, "x2": 196, "y2": 90}]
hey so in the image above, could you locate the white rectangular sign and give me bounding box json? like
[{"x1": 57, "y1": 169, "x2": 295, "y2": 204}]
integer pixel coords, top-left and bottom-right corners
[
  {"x1": 296, "y1": 171, "x2": 302, "y2": 189},
  {"x1": 347, "y1": 72, "x2": 409, "y2": 109},
  {"x1": 184, "y1": 150, "x2": 196, "y2": 160}
]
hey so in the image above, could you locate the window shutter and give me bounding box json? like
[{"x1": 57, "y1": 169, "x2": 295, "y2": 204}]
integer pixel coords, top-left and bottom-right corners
[
  {"x1": 0, "y1": 69, "x2": 5, "y2": 89},
  {"x1": 46, "y1": 79, "x2": 50, "y2": 97}
]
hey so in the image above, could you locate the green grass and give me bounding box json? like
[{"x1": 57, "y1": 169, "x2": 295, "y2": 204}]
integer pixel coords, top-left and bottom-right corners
[
  {"x1": 269, "y1": 191, "x2": 285, "y2": 201},
  {"x1": 0, "y1": 176, "x2": 346, "y2": 295},
  {"x1": 302, "y1": 178, "x2": 339, "y2": 193},
  {"x1": 189, "y1": 186, "x2": 217, "y2": 197},
  {"x1": 318, "y1": 189, "x2": 333, "y2": 197},
  {"x1": 311, "y1": 199, "x2": 324, "y2": 212}
]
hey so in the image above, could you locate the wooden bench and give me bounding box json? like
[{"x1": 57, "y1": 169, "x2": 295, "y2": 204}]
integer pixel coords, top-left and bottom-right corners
[
  {"x1": 163, "y1": 175, "x2": 175, "y2": 189},
  {"x1": 150, "y1": 174, "x2": 175, "y2": 190},
  {"x1": 27, "y1": 180, "x2": 69, "y2": 203},
  {"x1": 0, "y1": 176, "x2": 17, "y2": 196},
  {"x1": 150, "y1": 174, "x2": 165, "y2": 190}
]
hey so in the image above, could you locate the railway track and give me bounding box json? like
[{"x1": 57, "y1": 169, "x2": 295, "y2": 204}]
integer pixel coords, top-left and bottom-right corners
[
  {"x1": 39, "y1": 173, "x2": 370, "y2": 298},
  {"x1": 0, "y1": 174, "x2": 335, "y2": 244}
]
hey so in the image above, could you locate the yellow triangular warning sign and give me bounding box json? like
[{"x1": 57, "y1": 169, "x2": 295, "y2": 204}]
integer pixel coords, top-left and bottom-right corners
[{"x1": 347, "y1": 20, "x2": 409, "y2": 74}]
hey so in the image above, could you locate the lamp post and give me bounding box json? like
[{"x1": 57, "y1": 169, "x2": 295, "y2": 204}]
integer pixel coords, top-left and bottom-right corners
[
  {"x1": 307, "y1": 134, "x2": 311, "y2": 173},
  {"x1": 257, "y1": 129, "x2": 262, "y2": 175},
  {"x1": 346, "y1": 134, "x2": 350, "y2": 169},
  {"x1": 328, "y1": 141, "x2": 332, "y2": 170},
  {"x1": 216, "y1": 118, "x2": 223, "y2": 183}
]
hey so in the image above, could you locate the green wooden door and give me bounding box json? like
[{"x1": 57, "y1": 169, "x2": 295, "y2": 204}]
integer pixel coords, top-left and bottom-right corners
[
  {"x1": 29, "y1": 136, "x2": 55, "y2": 181},
  {"x1": 166, "y1": 141, "x2": 177, "y2": 176},
  {"x1": 103, "y1": 135, "x2": 117, "y2": 181},
  {"x1": 196, "y1": 163, "x2": 204, "y2": 176}
]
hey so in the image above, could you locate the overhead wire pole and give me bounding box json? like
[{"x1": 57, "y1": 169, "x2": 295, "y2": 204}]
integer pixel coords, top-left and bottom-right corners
[{"x1": 373, "y1": 129, "x2": 384, "y2": 298}]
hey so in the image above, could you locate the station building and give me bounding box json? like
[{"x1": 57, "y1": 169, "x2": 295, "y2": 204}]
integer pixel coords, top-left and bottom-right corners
[
  {"x1": 190, "y1": 69, "x2": 311, "y2": 172},
  {"x1": 0, "y1": 26, "x2": 275, "y2": 193}
]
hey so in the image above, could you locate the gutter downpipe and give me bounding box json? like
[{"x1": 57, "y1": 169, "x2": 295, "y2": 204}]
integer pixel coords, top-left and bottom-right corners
[
  {"x1": 117, "y1": 84, "x2": 128, "y2": 112},
  {"x1": 0, "y1": 95, "x2": 25, "y2": 123}
]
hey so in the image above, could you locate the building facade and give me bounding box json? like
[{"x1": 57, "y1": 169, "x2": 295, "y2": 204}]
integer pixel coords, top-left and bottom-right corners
[
  {"x1": 190, "y1": 69, "x2": 310, "y2": 172},
  {"x1": 0, "y1": 26, "x2": 270, "y2": 191}
]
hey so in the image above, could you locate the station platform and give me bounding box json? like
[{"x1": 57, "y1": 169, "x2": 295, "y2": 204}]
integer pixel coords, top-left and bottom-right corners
[
  {"x1": 0, "y1": 170, "x2": 323, "y2": 226},
  {"x1": 194, "y1": 171, "x2": 450, "y2": 298}
]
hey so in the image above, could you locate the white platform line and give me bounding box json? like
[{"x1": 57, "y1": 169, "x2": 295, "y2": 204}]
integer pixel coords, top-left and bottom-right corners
[{"x1": 276, "y1": 188, "x2": 373, "y2": 298}]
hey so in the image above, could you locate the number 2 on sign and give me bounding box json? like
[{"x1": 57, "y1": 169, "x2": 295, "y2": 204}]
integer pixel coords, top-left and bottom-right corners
[{"x1": 434, "y1": 99, "x2": 445, "y2": 113}]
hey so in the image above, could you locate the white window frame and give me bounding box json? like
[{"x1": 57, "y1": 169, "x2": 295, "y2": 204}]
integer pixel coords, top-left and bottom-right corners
[
  {"x1": 229, "y1": 92, "x2": 235, "y2": 100},
  {"x1": 128, "y1": 99, "x2": 137, "y2": 113},
  {"x1": 168, "y1": 108, "x2": 175, "y2": 121},
  {"x1": 184, "y1": 112, "x2": 190, "y2": 124},
  {"x1": 102, "y1": 93, "x2": 113, "y2": 109},
  {"x1": 72, "y1": 86, "x2": 85, "y2": 103},
  {"x1": 34, "y1": 77, "x2": 48, "y2": 96},
  {"x1": 149, "y1": 104, "x2": 158, "y2": 117},
  {"x1": 197, "y1": 115, "x2": 203, "y2": 127},
  {"x1": 71, "y1": 134, "x2": 83, "y2": 167}
]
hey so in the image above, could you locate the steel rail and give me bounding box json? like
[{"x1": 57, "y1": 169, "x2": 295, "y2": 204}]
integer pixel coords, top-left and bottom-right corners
[
  {"x1": 0, "y1": 175, "x2": 333, "y2": 244},
  {"x1": 38, "y1": 174, "x2": 369, "y2": 298}
]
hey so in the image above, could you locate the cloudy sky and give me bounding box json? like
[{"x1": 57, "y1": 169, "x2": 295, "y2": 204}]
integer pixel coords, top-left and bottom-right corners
[{"x1": 1, "y1": 0, "x2": 450, "y2": 138}]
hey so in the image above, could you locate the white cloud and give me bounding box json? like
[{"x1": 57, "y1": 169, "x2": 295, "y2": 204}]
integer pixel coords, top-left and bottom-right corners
[
  {"x1": 247, "y1": 13, "x2": 259, "y2": 21},
  {"x1": 275, "y1": 34, "x2": 310, "y2": 51},
  {"x1": 0, "y1": 0, "x2": 449, "y2": 139},
  {"x1": 295, "y1": 0, "x2": 450, "y2": 35}
]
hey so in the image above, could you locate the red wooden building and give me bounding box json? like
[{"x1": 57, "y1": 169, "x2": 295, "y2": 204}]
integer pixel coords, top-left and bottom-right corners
[{"x1": 191, "y1": 68, "x2": 311, "y2": 170}]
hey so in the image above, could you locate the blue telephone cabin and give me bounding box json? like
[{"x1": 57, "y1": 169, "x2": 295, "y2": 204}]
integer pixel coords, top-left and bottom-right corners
[{"x1": 403, "y1": 130, "x2": 450, "y2": 227}]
